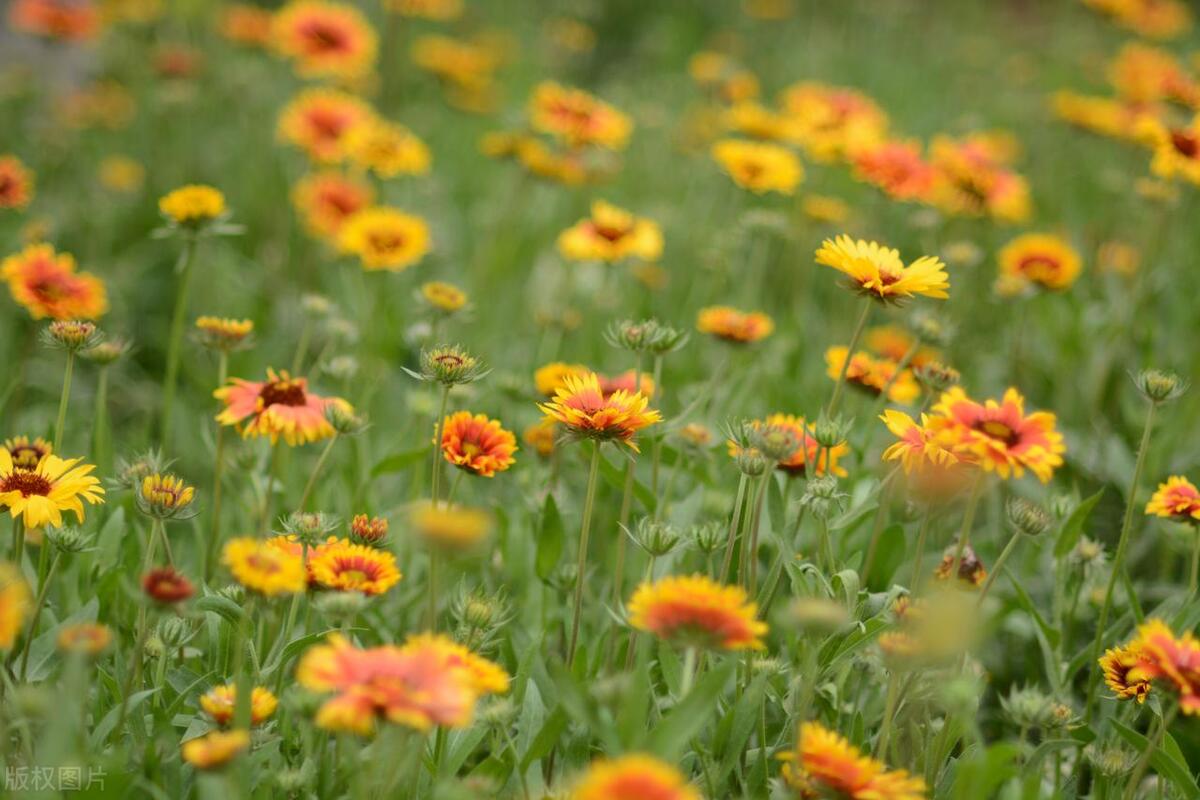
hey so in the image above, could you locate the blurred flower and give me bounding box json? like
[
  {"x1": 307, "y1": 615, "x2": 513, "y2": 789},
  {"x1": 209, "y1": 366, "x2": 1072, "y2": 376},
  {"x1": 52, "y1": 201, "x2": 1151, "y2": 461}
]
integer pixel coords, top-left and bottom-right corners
[
  {"x1": 535, "y1": 362, "x2": 589, "y2": 396},
  {"x1": 218, "y1": 4, "x2": 273, "y2": 47},
  {"x1": 409, "y1": 501, "x2": 492, "y2": 549},
  {"x1": 386, "y1": 0, "x2": 463, "y2": 20},
  {"x1": 440, "y1": 412, "x2": 517, "y2": 477},
  {"x1": 0, "y1": 155, "x2": 34, "y2": 210},
  {"x1": 1108, "y1": 42, "x2": 1199, "y2": 106},
  {"x1": 158, "y1": 185, "x2": 226, "y2": 228},
  {"x1": 342, "y1": 118, "x2": 431, "y2": 178},
  {"x1": 696, "y1": 306, "x2": 774, "y2": 344},
  {"x1": 0, "y1": 451, "x2": 104, "y2": 528},
  {"x1": 278, "y1": 89, "x2": 375, "y2": 164},
  {"x1": 928, "y1": 134, "x2": 1031, "y2": 222},
  {"x1": 996, "y1": 233, "x2": 1082, "y2": 296},
  {"x1": 3, "y1": 437, "x2": 52, "y2": 471},
  {"x1": 1146, "y1": 476, "x2": 1200, "y2": 522},
  {"x1": 180, "y1": 729, "x2": 249, "y2": 770},
  {"x1": 411, "y1": 33, "x2": 499, "y2": 93},
  {"x1": 57, "y1": 623, "x2": 111, "y2": 656},
  {"x1": 201, "y1": 685, "x2": 278, "y2": 726},
  {"x1": 44, "y1": 320, "x2": 101, "y2": 351},
  {"x1": 864, "y1": 325, "x2": 939, "y2": 368},
  {"x1": 522, "y1": 418, "x2": 557, "y2": 457},
  {"x1": 272, "y1": 0, "x2": 377, "y2": 80},
  {"x1": 1134, "y1": 368, "x2": 1187, "y2": 404},
  {"x1": 732, "y1": 414, "x2": 848, "y2": 477},
  {"x1": 850, "y1": 139, "x2": 936, "y2": 201},
  {"x1": 1142, "y1": 115, "x2": 1200, "y2": 185},
  {"x1": 538, "y1": 371, "x2": 661, "y2": 452},
  {"x1": 9, "y1": 0, "x2": 100, "y2": 41},
  {"x1": 816, "y1": 235, "x2": 949, "y2": 303},
  {"x1": 780, "y1": 721, "x2": 925, "y2": 800},
  {"x1": 880, "y1": 410, "x2": 958, "y2": 474},
  {"x1": 222, "y1": 537, "x2": 307, "y2": 597},
  {"x1": 779, "y1": 81, "x2": 889, "y2": 162},
  {"x1": 927, "y1": 387, "x2": 1065, "y2": 482},
  {"x1": 935, "y1": 545, "x2": 987, "y2": 587},
  {"x1": 295, "y1": 632, "x2": 507, "y2": 734},
  {"x1": 711, "y1": 138, "x2": 803, "y2": 194},
  {"x1": 0, "y1": 564, "x2": 29, "y2": 650},
  {"x1": 338, "y1": 206, "x2": 430, "y2": 271},
  {"x1": 195, "y1": 316, "x2": 254, "y2": 352},
  {"x1": 801, "y1": 194, "x2": 850, "y2": 223},
  {"x1": 529, "y1": 81, "x2": 632, "y2": 151},
  {"x1": 570, "y1": 754, "x2": 700, "y2": 800},
  {"x1": 420, "y1": 281, "x2": 467, "y2": 314},
  {"x1": 825, "y1": 347, "x2": 920, "y2": 405},
  {"x1": 81, "y1": 337, "x2": 128, "y2": 366},
  {"x1": 1098, "y1": 240, "x2": 1140, "y2": 276},
  {"x1": 292, "y1": 171, "x2": 374, "y2": 239},
  {"x1": 1100, "y1": 618, "x2": 1200, "y2": 711},
  {"x1": 2, "y1": 244, "x2": 107, "y2": 320},
  {"x1": 1082, "y1": 0, "x2": 1191, "y2": 39},
  {"x1": 137, "y1": 472, "x2": 197, "y2": 520},
  {"x1": 628, "y1": 574, "x2": 767, "y2": 651},
  {"x1": 142, "y1": 566, "x2": 194, "y2": 604},
  {"x1": 557, "y1": 201, "x2": 663, "y2": 263},
  {"x1": 1006, "y1": 496, "x2": 1053, "y2": 537},
  {"x1": 598, "y1": 370, "x2": 655, "y2": 400},
  {"x1": 215, "y1": 368, "x2": 349, "y2": 446}
]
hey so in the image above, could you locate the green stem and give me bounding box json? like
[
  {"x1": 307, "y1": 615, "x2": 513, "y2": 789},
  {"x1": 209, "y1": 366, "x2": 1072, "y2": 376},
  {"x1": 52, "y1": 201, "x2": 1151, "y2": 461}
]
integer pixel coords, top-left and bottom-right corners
[
  {"x1": 427, "y1": 549, "x2": 440, "y2": 631},
  {"x1": 826, "y1": 299, "x2": 872, "y2": 417},
  {"x1": 876, "y1": 670, "x2": 900, "y2": 758},
  {"x1": 909, "y1": 506, "x2": 934, "y2": 591},
  {"x1": 744, "y1": 472, "x2": 771, "y2": 593},
  {"x1": 52, "y1": 351, "x2": 74, "y2": 452},
  {"x1": 948, "y1": 472, "x2": 986, "y2": 581},
  {"x1": 680, "y1": 646, "x2": 697, "y2": 697},
  {"x1": 291, "y1": 319, "x2": 312, "y2": 375},
  {"x1": 565, "y1": 442, "x2": 603, "y2": 670},
  {"x1": 1123, "y1": 707, "x2": 1177, "y2": 800},
  {"x1": 232, "y1": 599, "x2": 255, "y2": 730},
  {"x1": 91, "y1": 366, "x2": 109, "y2": 469},
  {"x1": 976, "y1": 531, "x2": 1022, "y2": 607},
  {"x1": 430, "y1": 385, "x2": 451, "y2": 506},
  {"x1": 1086, "y1": 401, "x2": 1156, "y2": 722},
  {"x1": 208, "y1": 351, "x2": 229, "y2": 582},
  {"x1": 719, "y1": 474, "x2": 750, "y2": 583},
  {"x1": 259, "y1": 441, "x2": 282, "y2": 535},
  {"x1": 1189, "y1": 531, "x2": 1200, "y2": 599},
  {"x1": 298, "y1": 435, "x2": 339, "y2": 511},
  {"x1": 161, "y1": 234, "x2": 199, "y2": 441},
  {"x1": 862, "y1": 466, "x2": 901, "y2": 578},
  {"x1": 18, "y1": 552, "x2": 62, "y2": 680}
]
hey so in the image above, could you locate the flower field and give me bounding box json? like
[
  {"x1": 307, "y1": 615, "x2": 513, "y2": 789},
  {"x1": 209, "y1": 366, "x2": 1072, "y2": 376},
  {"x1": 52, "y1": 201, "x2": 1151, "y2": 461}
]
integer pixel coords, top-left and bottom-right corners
[{"x1": 1, "y1": 0, "x2": 1200, "y2": 797}]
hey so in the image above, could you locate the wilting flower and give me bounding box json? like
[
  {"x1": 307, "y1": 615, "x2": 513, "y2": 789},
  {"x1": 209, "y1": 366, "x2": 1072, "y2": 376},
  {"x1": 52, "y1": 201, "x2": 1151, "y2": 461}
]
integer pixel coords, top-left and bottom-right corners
[
  {"x1": 420, "y1": 281, "x2": 468, "y2": 314},
  {"x1": 57, "y1": 623, "x2": 111, "y2": 656},
  {"x1": 0, "y1": 450, "x2": 104, "y2": 529},
  {"x1": 158, "y1": 185, "x2": 226, "y2": 227},
  {"x1": 292, "y1": 171, "x2": 374, "y2": 239},
  {"x1": 195, "y1": 316, "x2": 254, "y2": 352},
  {"x1": 780, "y1": 722, "x2": 926, "y2": 800},
  {"x1": 557, "y1": 201, "x2": 663, "y2": 263},
  {"x1": 223, "y1": 537, "x2": 307, "y2": 597},
  {"x1": 935, "y1": 545, "x2": 987, "y2": 587},
  {"x1": 409, "y1": 501, "x2": 493, "y2": 549},
  {"x1": 1099, "y1": 619, "x2": 1200, "y2": 712},
  {"x1": 0, "y1": 564, "x2": 30, "y2": 650},
  {"x1": 1146, "y1": 476, "x2": 1200, "y2": 523},
  {"x1": 215, "y1": 368, "x2": 349, "y2": 446},
  {"x1": 880, "y1": 410, "x2": 959, "y2": 474},
  {"x1": 143, "y1": 566, "x2": 195, "y2": 604},
  {"x1": 3, "y1": 437, "x2": 52, "y2": 471},
  {"x1": 341, "y1": 118, "x2": 431, "y2": 178},
  {"x1": 295, "y1": 632, "x2": 508, "y2": 735},
  {"x1": 338, "y1": 206, "x2": 431, "y2": 271},
  {"x1": 816, "y1": 235, "x2": 949, "y2": 303},
  {"x1": 850, "y1": 139, "x2": 935, "y2": 201},
  {"x1": 535, "y1": 362, "x2": 589, "y2": 396},
  {"x1": 0, "y1": 155, "x2": 34, "y2": 210},
  {"x1": 711, "y1": 138, "x2": 803, "y2": 194},
  {"x1": 308, "y1": 540, "x2": 401, "y2": 596},
  {"x1": 628, "y1": 574, "x2": 767, "y2": 651},
  {"x1": 2, "y1": 244, "x2": 107, "y2": 320},
  {"x1": 528, "y1": 81, "x2": 632, "y2": 150},
  {"x1": 200, "y1": 684, "x2": 278, "y2": 727},
  {"x1": 440, "y1": 412, "x2": 518, "y2": 477},
  {"x1": 278, "y1": 89, "x2": 375, "y2": 163},
  {"x1": 825, "y1": 347, "x2": 920, "y2": 405},
  {"x1": 996, "y1": 233, "x2": 1083, "y2": 296},
  {"x1": 928, "y1": 387, "x2": 1065, "y2": 483},
  {"x1": 538, "y1": 371, "x2": 661, "y2": 451},
  {"x1": 8, "y1": 0, "x2": 100, "y2": 41},
  {"x1": 696, "y1": 306, "x2": 774, "y2": 344},
  {"x1": 349, "y1": 514, "x2": 389, "y2": 546},
  {"x1": 570, "y1": 754, "x2": 701, "y2": 800},
  {"x1": 272, "y1": 1, "x2": 377, "y2": 80},
  {"x1": 180, "y1": 729, "x2": 250, "y2": 770}
]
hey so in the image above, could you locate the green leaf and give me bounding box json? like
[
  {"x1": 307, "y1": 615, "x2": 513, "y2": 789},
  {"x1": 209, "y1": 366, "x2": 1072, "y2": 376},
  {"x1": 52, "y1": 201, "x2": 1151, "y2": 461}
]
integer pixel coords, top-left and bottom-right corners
[
  {"x1": 1007, "y1": 571, "x2": 1061, "y2": 650},
  {"x1": 370, "y1": 446, "x2": 429, "y2": 478},
  {"x1": 535, "y1": 494, "x2": 565, "y2": 581},
  {"x1": 599, "y1": 450, "x2": 656, "y2": 512},
  {"x1": 521, "y1": 707, "x2": 568, "y2": 771},
  {"x1": 1111, "y1": 720, "x2": 1200, "y2": 799},
  {"x1": 645, "y1": 661, "x2": 735, "y2": 761},
  {"x1": 194, "y1": 594, "x2": 247, "y2": 626},
  {"x1": 90, "y1": 688, "x2": 159, "y2": 748},
  {"x1": 1054, "y1": 489, "x2": 1104, "y2": 558},
  {"x1": 865, "y1": 524, "x2": 905, "y2": 591},
  {"x1": 715, "y1": 671, "x2": 770, "y2": 782}
]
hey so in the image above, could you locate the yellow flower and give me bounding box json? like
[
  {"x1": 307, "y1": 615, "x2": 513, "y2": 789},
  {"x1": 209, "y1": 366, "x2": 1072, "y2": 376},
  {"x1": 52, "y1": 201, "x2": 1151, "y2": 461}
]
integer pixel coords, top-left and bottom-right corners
[
  {"x1": 158, "y1": 184, "x2": 226, "y2": 225},
  {"x1": 200, "y1": 684, "x2": 278, "y2": 726},
  {"x1": 420, "y1": 281, "x2": 467, "y2": 313},
  {"x1": 696, "y1": 306, "x2": 774, "y2": 344},
  {"x1": 222, "y1": 537, "x2": 307, "y2": 597},
  {"x1": 1145, "y1": 476, "x2": 1200, "y2": 522},
  {"x1": 528, "y1": 81, "x2": 632, "y2": 151},
  {"x1": 780, "y1": 722, "x2": 926, "y2": 800},
  {"x1": 538, "y1": 371, "x2": 661, "y2": 451},
  {"x1": 0, "y1": 450, "x2": 104, "y2": 529},
  {"x1": 825, "y1": 347, "x2": 920, "y2": 405},
  {"x1": 557, "y1": 200, "x2": 663, "y2": 263},
  {"x1": 535, "y1": 362, "x2": 589, "y2": 396},
  {"x1": 180, "y1": 729, "x2": 250, "y2": 770},
  {"x1": 711, "y1": 138, "x2": 803, "y2": 194},
  {"x1": 57, "y1": 623, "x2": 112, "y2": 656},
  {"x1": 0, "y1": 563, "x2": 30, "y2": 650},
  {"x1": 308, "y1": 540, "x2": 402, "y2": 595},
  {"x1": 138, "y1": 472, "x2": 196, "y2": 519},
  {"x1": 3, "y1": 436, "x2": 52, "y2": 470},
  {"x1": 815, "y1": 235, "x2": 949, "y2": 303},
  {"x1": 195, "y1": 316, "x2": 254, "y2": 351},
  {"x1": 996, "y1": 233, "x2": 1082, "y2": 296},
  {"x1": 628, "y1": 574, "x2": 767, "y2": 651},
  {"x1": 1143, "y1": 114, "x2": 1200, "y2": 185},
  {"x1": 338, "y1": 206, "x2": 431, "y2": 271},
  {"x1": 570, "y1": 754, "x2": 701, "y2": 800},
  {"x1": 409, "y1": 500, "x2": 492, "y2": 549},
  {"x1": 98, "y1": 156, "x2": 144, "y2": 193},
  {"x1": 341, "y1": 118, "x2": 431, "y2": 178},
  {"x1": 879, "y1": 410, "x2": 959, "y2": 474},
  {"x1": 801, "y1": 194, "x2": 850, "y2": 223}
]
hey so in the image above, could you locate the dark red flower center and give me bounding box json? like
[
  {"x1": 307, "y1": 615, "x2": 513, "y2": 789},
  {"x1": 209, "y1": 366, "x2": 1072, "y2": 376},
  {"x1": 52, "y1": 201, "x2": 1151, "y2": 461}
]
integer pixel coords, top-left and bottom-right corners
[
  {"x1": 1171, "y1": 131, "x2": 1199, "y2": 159},
  {"x1": 1, "y1": 471, "x2": 52, "y2": 497},
  {"x1": 260, "y1": 380, "x2": 307, "y2": 408},
  {"x1": 975, "y1": 419, "x2": 1019, "y2": 446}
]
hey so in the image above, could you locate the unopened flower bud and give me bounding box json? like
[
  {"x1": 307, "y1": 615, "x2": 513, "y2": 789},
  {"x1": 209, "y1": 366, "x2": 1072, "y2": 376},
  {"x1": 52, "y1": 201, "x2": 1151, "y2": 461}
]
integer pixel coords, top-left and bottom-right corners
[
  {"x1": 349, "y1": 514, "x2": 388, "y2": 546},
  {"x1": 44, "y1": 320, "x2": 101, "y2": 351},
  {"x1": 1135, "y1": 369, "x2": 1187, "y2": 405},
  {"x1": 1006, "y1": 497, "x2": 1052, "y2": 537},
  {"x1": 914, "y1": 361, "x2": 960, "y2": 393}
]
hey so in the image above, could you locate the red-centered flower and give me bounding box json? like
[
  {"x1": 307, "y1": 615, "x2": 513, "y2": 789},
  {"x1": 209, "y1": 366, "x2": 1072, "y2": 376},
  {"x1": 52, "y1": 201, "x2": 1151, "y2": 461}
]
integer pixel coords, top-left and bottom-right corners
[
  {"x1": 929, "y1": 387, "x2": 1065, "y2": 482},
  {"x1": 292, "y1": 171, "x2": 375, "y2": 238},
  {"x1": 308, "y1": 540, "x2": 401, "y2": 596},
  {"x1": 272, "y1": 1, "x2": 378, "y2": 80},
  {"x1": 215, "y1": 368, "x2": 349, "y2": 446},
  {"x1": 0, "y1": 156, "x2": 34, "y2": 210},
  {"x1": 538, "y1": 371, "x2": 660, "y2": 452},
  {"x1": 781, "y1": 721, "x2": 926, "y2": 800},
  {"x1": 628, "y1": 574, "x2": 767, "y2": 651},
  {"x1": 143, "y1": 567, "x2": 195, "y2": 604},
  {"x1": 2, "y1": 244, "x2": 107, "y2": 320},
  {"x1": 9, "y1": 0, "x2": 100, "y2": 42},
  {"x1": 1145, "y1": 476, "x2": 1200, "y2": 522},
  {"x1": 850, "y1": 139, "x2": 935, "y2": 201},
  {"x1": 570, "y1": 754, "x2": 702, "y2": 800},
  {"x1": 277, "y1": 89, "x2": 375, "y2": 164},
  {"x1": 439, "y1": 412, "x2": 517, "y2": 477}
]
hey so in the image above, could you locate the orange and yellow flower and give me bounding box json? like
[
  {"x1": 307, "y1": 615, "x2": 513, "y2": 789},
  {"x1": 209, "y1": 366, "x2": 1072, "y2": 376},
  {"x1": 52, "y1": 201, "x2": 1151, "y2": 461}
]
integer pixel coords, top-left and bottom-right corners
[
  {"x1": 420, "y1": 281, "x2": 467, "y2": 313},
  {"x1": 778, "y1": 81, "x2": 889, "y2": 162},
  {"x1": 219, "y1": 4, "x2": 273, "y2": 47},
  {"x1": 1100, "y1": 642, "x2": 1156, "y2": 704},
  {"x1": 570, "y1": 754, "x2": 701, "y2": 800},
  {"x1": 824, "y1": 347, "x2": 921, "y2": 405},
  {"x1": 1146, "y1": 476, "x2": 1200, "y2": 522},
  {"x1": 928, "y1": 134, "x2": 1031, "y2": 223},
  {"x1": 1142, "y1": 114, "x2": 1200, "y2": 185},
  {"x1": 538, "y1": 371, "x2": 661, "y2": 451},
  {"x1": 711, "y1": 138, "x2": 803, "y2": 194},
  {"x1": 529, "y1": 81, "x2": 632, "y2": 151},
  {"x1": 850, "y1": 139, "x2": 935, "y2": 201},
  {"x1": 780, "y1": 722, "x2": 926, "y2": 800},
  {"x1": 523, "y1": 418, "x2": 558, "y2": 458},
  {"x1": 816, "y1": 235, "x2": 949, "y2": 303},
  {"x1": 864, "y1": 325, "x2": 939, "y2": 368},
  {"x1": 9, "y1": 0, "x2": 100, "y2": 42},
  {"x1": 337, "y1": 206, "x2": 431, "y2": 271},
  {"x1": 3, "y1": 437, "x2": 52, "y2": 471},
  {"x1": 557, "y1": 201, "x2": 663, "y2": 263},
  {"x1": 195, "y1": 316, "x2": 254, "y2": 351},
  {"x1": 223, "y1": 537, "x2": 308, "y2": 597},
  {"x1": 880, "y1": 410, "x2": 959, "y2": 474},
  {"x1": 200, "y1": 685, "x2": 278, "y2": 726},
  {"x1": 598, "y1": 370, "x2": 655, "y2": 400},
  {"x1": 272, "y1": 0, "x2": 377, "y2": 80},
  {"x1": 1099, "y1": 619, "x2": 1200, "y2": 713},
  {"x1": 295, "y1": 632, "x2": 507, "y2": 735},
  {"x1": 278, "y1": 89, "x2": 375, "y2": 164},
  {"x1": 628, "y1": 574, "x2": 767, "y2": 651},
  {"x1": 308, "y1": 540, "x2": 401, "y2": 595},
  {"x1": 440, "y1": 412, "x2": 517, "y2": 477},
  {"x1": 0, "y1": 450, "x2": 104, "y2": 529},
  {"x1": 181, "y1": 729, "x2": 250, "y2": 770},
  {"x1": 0, "y1": 156, "x2": 34, "y2": 210},
  {"x1": 292, "y1": 171, "x2": 374, "y2": 238},
  {"x1": 1083, "y1": 0, "x2": 1191, "y2": 40},
  {"x1": 535, "y1": 362, "x2": 589, "y2": 396},
  {"x1": 2, "y1": 244, "x2": 107, "y2": 320},
  {"x1": 215, "y1": 368, "x2": 348, "y2": 446},
  {"x1": 409, "y1": 501, "x2": 492, "y2": 549},
  {"x1": 1108, "y1": 43, "x2": 1200, "y2": 107},
  {"x1": 341, "y1": 118, "x2": 431, "y2": 178},
  {"x1": 696, "y1": 306, "x2": 774, "y2": 344},
  {"x1": 58, "y1": 622, "x2": 110, "y2": 656},
  {"x1": 996, "y1": 233, "x2": 1082, "y2": 296},
  {"x1": 928, "y1": 387, "x2": 1065, "y2": 483},
  {"x1": 386, "y1": 0, "x2": 463, "y2": 20},
  {"x1": 1052, "y1": 91, "x2": 1159, "y2": 142},
  {"x1": 0, "y1": 563, "x2": 29, "y2": 650}
]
